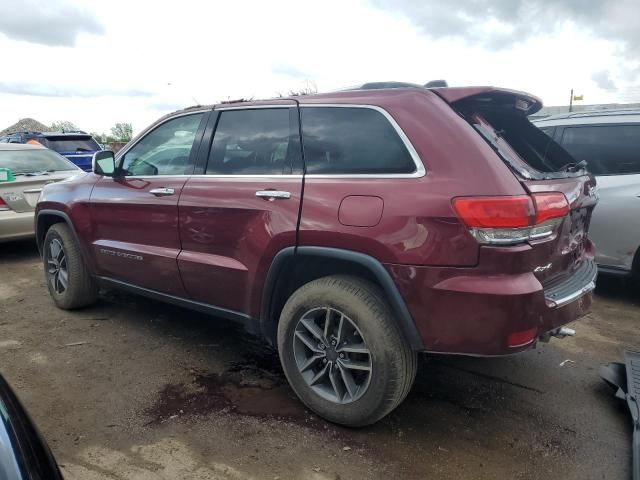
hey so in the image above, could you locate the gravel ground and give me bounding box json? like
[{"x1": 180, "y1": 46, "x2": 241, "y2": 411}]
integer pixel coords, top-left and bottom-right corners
[{"x1": 0, "y1": 239, "x2": 637, "y2": 480}]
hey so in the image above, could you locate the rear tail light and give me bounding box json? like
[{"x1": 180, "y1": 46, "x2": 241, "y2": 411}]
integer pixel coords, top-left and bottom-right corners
[
  {"x1": 0, "y1": 197, "x2": 9, "y2": 211},
  {"x1": 453, "y1": 193, "x2": 569, "y2": 245}
]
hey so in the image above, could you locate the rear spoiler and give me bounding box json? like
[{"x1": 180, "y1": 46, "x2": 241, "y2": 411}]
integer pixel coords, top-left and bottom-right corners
[{"x1": 431, "y1": 86, "x2": 543, "y2": 116}]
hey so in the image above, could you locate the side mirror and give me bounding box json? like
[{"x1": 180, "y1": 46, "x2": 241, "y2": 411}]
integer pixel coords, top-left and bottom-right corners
[{"x1": 92, "y1": 150, "x2": 116, "y2": 176}]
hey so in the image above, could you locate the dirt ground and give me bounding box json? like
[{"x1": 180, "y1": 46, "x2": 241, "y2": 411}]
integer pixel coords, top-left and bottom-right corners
[{"x1": 1, "y1": 239, "x2": 638, "y2": 480}]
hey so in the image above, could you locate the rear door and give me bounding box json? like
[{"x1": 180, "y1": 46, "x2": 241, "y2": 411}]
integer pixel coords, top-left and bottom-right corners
[
  {"x1": 177, "y1": 103, "x2": 303, "y2": 317},
  {"x1": 559, "y1": 123, "x2": 640, "y2": 270},
  {"x1": 89, "y1": 111, "x2": 208, "y2": 295}
]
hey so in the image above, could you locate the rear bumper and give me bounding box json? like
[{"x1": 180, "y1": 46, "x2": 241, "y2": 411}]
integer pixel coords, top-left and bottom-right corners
[
  {"x1": 0, "y1": 210, "x2": 35, "y2": 242},
  {"x1": 386, "y1": 257, "x2": 596, "y2": 356}
]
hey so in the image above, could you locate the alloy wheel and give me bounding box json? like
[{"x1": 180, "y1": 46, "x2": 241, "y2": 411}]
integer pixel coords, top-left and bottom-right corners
[
  {"x1": 293, "y1": 307, "x2": 372, "y2": 404},
  {"x1": 47, "y1": 238, "x2": 68, "y2": 294}
]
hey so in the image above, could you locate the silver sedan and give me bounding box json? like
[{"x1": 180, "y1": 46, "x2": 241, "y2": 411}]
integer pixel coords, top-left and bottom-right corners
[{"x1": 0, "y1": 143, "x2": 83, "y2": 243}]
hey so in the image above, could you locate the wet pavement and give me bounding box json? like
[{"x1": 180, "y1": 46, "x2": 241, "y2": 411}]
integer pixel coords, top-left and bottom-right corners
[{"x1": 0, "y1": 239, "x2": 637, "y2": 479}]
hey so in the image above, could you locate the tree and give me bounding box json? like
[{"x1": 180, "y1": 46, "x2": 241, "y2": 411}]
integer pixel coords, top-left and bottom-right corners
[
  {"x1": 110, "y1": 123, "x2": 133, "y2": 142},
  {"x1": 50, "y1": 120, "x2": 78, "y2": 132},
  {"x1": 90, "y1": 132, "x2": 103, "y2": 143}
]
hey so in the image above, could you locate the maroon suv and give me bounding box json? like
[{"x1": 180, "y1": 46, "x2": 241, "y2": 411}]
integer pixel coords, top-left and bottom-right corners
[{"x1": 35, "y1": 85, "x2": 597, "y2": 426}]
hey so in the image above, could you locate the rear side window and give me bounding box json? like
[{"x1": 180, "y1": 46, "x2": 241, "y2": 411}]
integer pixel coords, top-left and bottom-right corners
[
  {"x1": 300, "y1": 107, "x2": 416, "y2": 175},
  {"x1": 206, "y1": 108, "x2": 299, "y2": 175},
  {"x1": 561, "y1": 125, "x2": 640, "y2": 175}
]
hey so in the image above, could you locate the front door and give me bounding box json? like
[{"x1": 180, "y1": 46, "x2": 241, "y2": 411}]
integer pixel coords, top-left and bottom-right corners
[
  {"x1": 90, "y1": 111, "x2": 207, "y2": 295},
  {"x1": 178, "y1": 104, "x2": 303, "y2": 317}
]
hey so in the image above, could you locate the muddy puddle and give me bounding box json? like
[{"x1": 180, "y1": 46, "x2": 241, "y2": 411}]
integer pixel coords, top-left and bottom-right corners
[{"x1": 145, "y1": 344, "x2": 313, "y2": 426}]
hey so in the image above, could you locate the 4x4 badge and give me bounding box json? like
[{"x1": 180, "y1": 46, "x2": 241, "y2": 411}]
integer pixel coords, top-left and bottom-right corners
[{"x1": 534, "y1": 263, "x2": 552, "y2": 273}]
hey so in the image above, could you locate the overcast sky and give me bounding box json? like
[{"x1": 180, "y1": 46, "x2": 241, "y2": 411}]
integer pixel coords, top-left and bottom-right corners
[{"x1": 1, "y1": 0, "x2": 639, "y2": 134}]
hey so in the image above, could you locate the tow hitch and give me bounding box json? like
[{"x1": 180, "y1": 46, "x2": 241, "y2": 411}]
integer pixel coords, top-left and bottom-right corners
[
  {"x1": 600, "y1": 351, "x2": 640, "y2": 480},
  {"x1": 539, "y1": 327, "x2": 576, "y2": 343}
]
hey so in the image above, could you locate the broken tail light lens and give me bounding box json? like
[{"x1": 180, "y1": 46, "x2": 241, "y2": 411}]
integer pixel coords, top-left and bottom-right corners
[{"x1": 453, "y1": 193, "x2": 569, "y2": 245}]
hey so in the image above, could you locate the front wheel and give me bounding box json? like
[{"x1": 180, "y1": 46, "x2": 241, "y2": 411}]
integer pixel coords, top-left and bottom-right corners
[
  {"x1": 43, "y1": 223, "x2": 98, "y2": 310},
  {"x1": 277, "y1": 275, "x2": 417, "y2": 427}
]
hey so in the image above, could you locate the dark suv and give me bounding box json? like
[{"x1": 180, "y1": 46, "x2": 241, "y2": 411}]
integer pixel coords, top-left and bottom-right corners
[
  {"x1": 35, "y1": 85, "x2": 598, "y2": 426},
  {"x1": 0, "y1": 131, "x2": 100, "y2": 171}
]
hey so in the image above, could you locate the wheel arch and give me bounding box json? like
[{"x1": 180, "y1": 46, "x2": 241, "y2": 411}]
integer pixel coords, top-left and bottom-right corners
[
  {"x1": 260, "y1": 246, "x2": 424, "y2": 351},
  {"x1": 36, "y1": 210, "x2": 88, "y2": 265}
]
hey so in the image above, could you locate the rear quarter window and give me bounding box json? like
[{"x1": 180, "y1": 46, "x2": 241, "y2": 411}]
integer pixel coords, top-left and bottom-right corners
[
  {"x1": 300, "y1": 107, "x2": 416, "y2": 175},
  {"x1": 560, "y1": 124, "x2": 640, "y2": 175}
]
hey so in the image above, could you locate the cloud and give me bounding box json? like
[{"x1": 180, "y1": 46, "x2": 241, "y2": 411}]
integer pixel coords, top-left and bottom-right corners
[
  {"x1": 371, "y1": 0, "x2": 640, "y2": 55},
  {"x1": 0, "y1": 0, "x2": 104, "y2": 46},
  {"x1": 272, "y1": 64, "x2": 311, "y2": 79},
  {"x1": 0, "y1": 81, "x2": 152, "y2": 98},
  {"x1": 591, "y1": 71, "x2": 617, "y2": 91}
]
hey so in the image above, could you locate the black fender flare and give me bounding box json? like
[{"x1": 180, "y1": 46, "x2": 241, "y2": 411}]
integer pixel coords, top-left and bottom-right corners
[
  {"x1": 260, "y1": 246, "x2": 424, "y2": 351},
  {"x1": 35, "y1": 210, "x2": 88, "y2": 264}
]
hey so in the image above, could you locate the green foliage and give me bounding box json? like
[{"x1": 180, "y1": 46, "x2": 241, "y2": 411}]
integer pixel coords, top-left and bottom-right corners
[
  {"x1": 110, "y1": 122, "x2": 133, "y2": 142},
  {"x1": 50, "y1": 120, "x2": 78, "y2": 132}
]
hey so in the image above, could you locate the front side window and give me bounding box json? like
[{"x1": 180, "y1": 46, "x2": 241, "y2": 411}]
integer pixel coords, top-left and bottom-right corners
[
  {"x1": 206, "y1": 108, "x2": 296, "y2": 175},
  {"x1": 300, "y1": 107, "x2": 416, "y2": 175},
  {"x1": 561, "y1": 124, "x2": 640, "y2": 175},
  {"x1": 121, "y1": 113, "x2": 204, "y2": 176}
]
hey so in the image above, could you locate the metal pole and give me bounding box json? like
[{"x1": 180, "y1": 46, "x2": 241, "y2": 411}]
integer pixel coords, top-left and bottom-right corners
[{"x1": 569, "y1": 88, "x2": 574, "y2": 113}]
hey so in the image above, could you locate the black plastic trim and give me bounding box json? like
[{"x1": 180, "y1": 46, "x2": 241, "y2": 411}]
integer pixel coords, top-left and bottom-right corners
[
  {"x1": 598, "y1": 264, "x2": 632, "y2": 278},
  {"x1": 35, "y1": 210, "x2": 82, "y2": 257},
  {"x1": 260, "y1": 246, "x2": 424, "y2": 351},
  {"x1": 96, "y1": 276, "x2": 255, "y2": 329}
]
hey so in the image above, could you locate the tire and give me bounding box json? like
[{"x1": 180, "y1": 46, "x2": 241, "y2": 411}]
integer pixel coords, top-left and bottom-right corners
[
  {"x1": 277, "y1": 275, "x2": 417, "y2": 427},
  {"x1": 43, "y1": 223, "x2": 98, "y2": 309}
]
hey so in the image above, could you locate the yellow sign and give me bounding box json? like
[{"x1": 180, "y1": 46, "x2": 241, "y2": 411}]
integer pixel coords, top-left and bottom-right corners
[{"x1": 573, "y1": 95, "x2": 584, "y2": 101}]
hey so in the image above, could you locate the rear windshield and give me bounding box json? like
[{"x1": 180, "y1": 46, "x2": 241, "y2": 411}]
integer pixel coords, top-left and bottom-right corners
[
  {"x1": 0, "y1": 149, "x2": 79, "y2": 174},
  {"x1": 468, "y1": 109, "x2": 580, "y2": 178},
  {"x1": 44, "y1": 136, "x2": 100, "y2": 152}
]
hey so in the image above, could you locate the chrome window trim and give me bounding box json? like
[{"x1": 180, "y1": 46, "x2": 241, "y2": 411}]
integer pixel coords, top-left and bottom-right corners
[
  {"x1": 300, "y1": 104, "x2": 426, "y2": 179},
  {"x1": 215, "y1": 104, "x2": 295, "y2": 111},
  {"x1": 115, "y1": 109, "x2": 211, "y2": 162},
  {"x1": 120, "y1": 174, "x2": 304, "y2": 179},
  {"x1": 116, "y1": 104, "x2": 426, "y2": 180}
]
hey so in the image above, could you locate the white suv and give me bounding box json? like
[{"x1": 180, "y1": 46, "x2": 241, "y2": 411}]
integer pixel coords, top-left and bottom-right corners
[{"x1": 535, "y1": 109, "x2": 640, "y2": 282}]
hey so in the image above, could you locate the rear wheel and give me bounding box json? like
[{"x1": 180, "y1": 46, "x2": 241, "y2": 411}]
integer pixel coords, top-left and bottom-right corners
[
  {"x1": 43, "y1": 223, "x2": 97, "y2": 309},
  {"x1": 277, "y1": 275, "x2": 417, "y2": 427}
]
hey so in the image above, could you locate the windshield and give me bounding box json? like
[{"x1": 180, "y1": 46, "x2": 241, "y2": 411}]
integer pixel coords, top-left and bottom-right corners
[
  {"x1": 44, "y1": 136, "x2": 100, "y2": 152},
  {"x1": 0, "y1": 149, "x2": 79, "y2": 174}
]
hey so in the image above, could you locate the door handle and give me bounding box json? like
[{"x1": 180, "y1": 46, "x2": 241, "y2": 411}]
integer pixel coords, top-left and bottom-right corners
[
  {"x1": 255, "y1": 190, "x2": 291, "y2": 200},
  {"x1": 149, "y1": 187, "x2": 176, "y2": 197}
]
